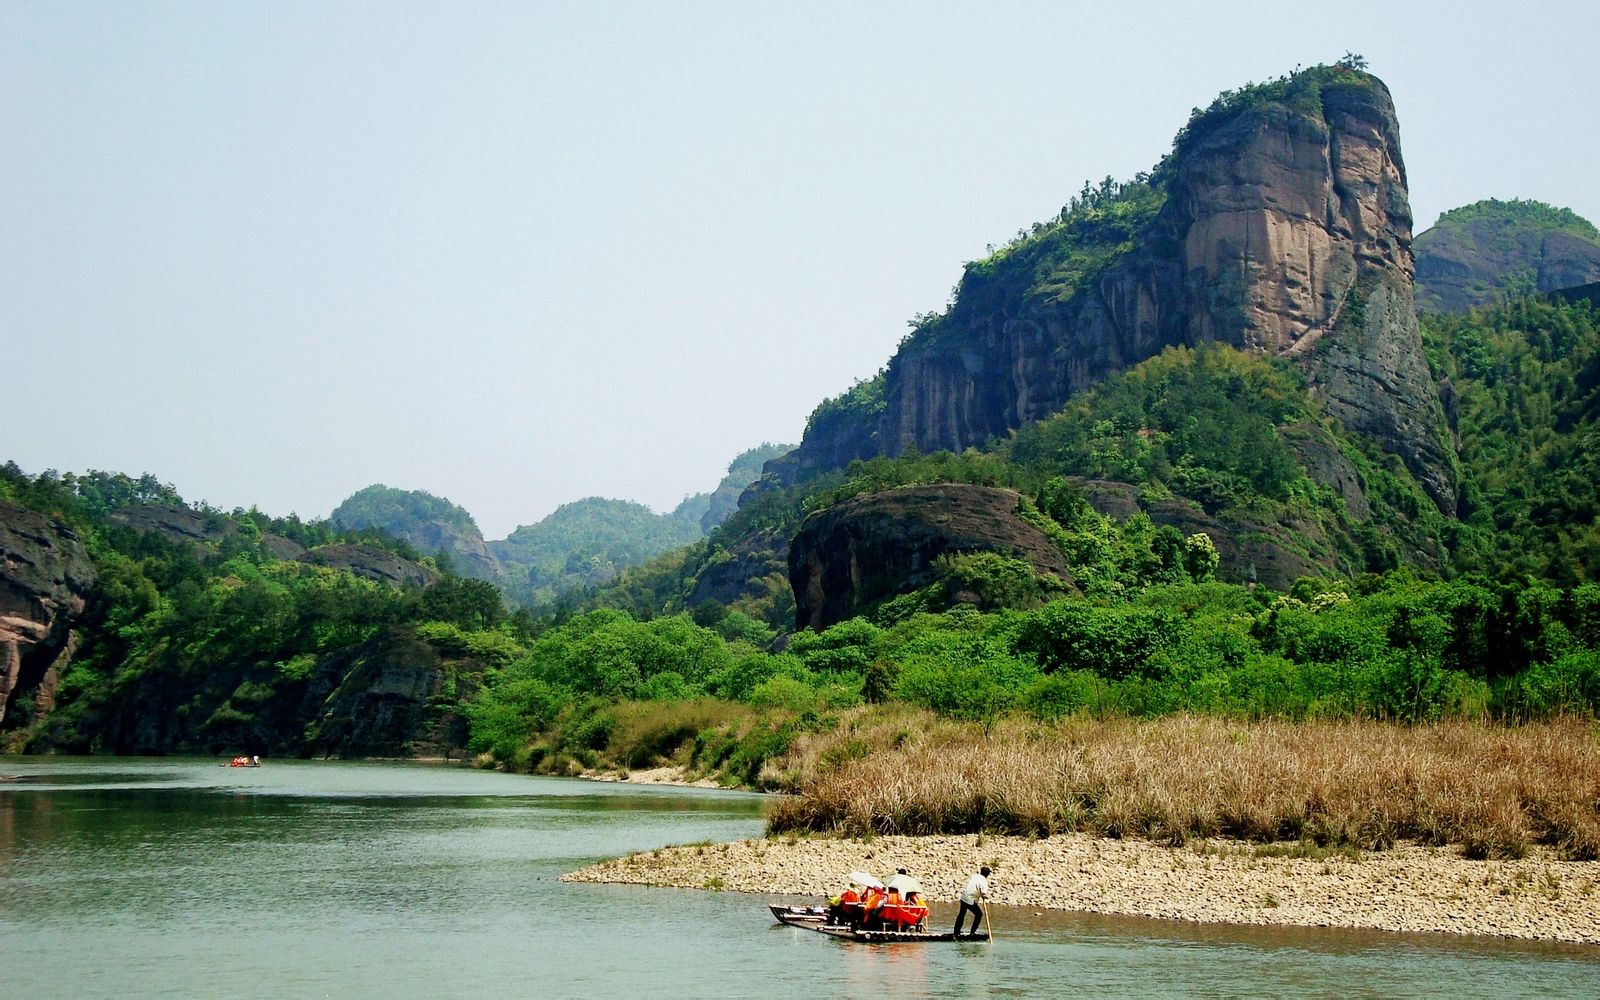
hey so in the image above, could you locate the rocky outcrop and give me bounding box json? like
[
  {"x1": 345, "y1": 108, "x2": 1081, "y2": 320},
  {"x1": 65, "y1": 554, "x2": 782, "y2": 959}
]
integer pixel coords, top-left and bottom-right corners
[
  {"x1": 302, "y1": 629, "x2": 473, "y2": 758},
  {"x1": 0, "y1": 501, "x2": 97, "y2": 730},
  {"x1": 775, "y1": 68, "x2": 1456, "y2": 514},
  {"x1": 788, "y1": 485, "x2": 1073, "y2": 630},
  {"x1": 110, "y1": 503, "x2": 234, "y2": 556},
  {"x1": 1415, "y1": 201, "x2": 1600, "y2": 313},
  {"x1": 110, "y1": 503, "x2": 302, "y2": 560},
  {"x1": 298, "y1": 544, "x2": 438, "y2": 588},
  {"x1": 1070, "y1": 480, "x2": 1332, "y2": 589},
  {"x1": 331, "y1": 485, "x2": 503, "y2": 582},
  {"x1": 1555, "y1": 282, "x2": 1600, "y2": 308},
  {"x1": 74, "y1": 626, "x2": 479, "y2": 757},
  {"x1": 689, "y1": 528, "x2": 790, "y2": 608}
]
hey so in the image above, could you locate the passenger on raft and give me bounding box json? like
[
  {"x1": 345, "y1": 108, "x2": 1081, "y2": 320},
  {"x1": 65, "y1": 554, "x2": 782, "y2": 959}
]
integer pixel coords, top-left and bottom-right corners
[
  {"x1": 878, "y1": 886, "x2": 929, "y2": 931},
  {"x1": 828, "y1": 884, "x2": 863, "y2": 926},
  {"x1": 860, "y1": 884, "x2": 887, "y2": 928}
]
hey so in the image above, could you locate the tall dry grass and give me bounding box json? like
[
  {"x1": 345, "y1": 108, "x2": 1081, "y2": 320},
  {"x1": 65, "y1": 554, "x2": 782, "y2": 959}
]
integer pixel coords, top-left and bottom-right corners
[{"x1": 765, "y1": 709, "x2": 1600, "y2": 859}]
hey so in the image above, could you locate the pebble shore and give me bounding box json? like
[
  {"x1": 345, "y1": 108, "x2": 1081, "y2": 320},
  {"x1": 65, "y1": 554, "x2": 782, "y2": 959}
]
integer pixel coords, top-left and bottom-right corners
[{"x1": 563, "y1": 832, "x2": 1600, "y2": 944}]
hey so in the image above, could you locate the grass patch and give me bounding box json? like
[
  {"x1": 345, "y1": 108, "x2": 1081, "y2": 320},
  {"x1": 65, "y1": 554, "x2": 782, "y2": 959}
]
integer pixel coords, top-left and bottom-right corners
[{"x1": 766, "y1": 709, "x2": 1600, "y2": 859}]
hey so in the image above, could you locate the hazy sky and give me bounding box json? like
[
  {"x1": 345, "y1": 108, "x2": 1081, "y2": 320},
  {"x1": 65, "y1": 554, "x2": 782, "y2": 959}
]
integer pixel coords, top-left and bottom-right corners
[{"x1": 5, "y1": 1, "x2": 1597, "y2": 538}]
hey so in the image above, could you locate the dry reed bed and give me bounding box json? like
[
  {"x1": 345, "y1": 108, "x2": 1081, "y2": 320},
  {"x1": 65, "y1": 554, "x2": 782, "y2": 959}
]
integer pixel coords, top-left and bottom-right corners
[{"x1": 765, "y1": 713, "x2": 1600, "y2": 859}]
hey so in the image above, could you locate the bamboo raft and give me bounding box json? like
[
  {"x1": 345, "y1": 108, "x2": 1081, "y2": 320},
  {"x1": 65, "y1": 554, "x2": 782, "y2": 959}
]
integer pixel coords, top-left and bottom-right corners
[{"x1": 769, "y1": 904, "x2": 988, "y2": 943}]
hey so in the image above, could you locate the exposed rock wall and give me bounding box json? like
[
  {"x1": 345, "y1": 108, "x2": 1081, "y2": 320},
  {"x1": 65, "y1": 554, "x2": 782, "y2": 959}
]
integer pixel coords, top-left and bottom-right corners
[
  {"x1": 75, "y1": 626, "x2": 478, "y2": 758},
  {"x1": 302, "y1": 629, "x2": 472, "y2": 758},
  {"x1": 110, "y1": 503, "x2": 304, "y2": 560},
  {"x1": 297, "y1": 544, "x2": 438, "y2": 588},
  {"x1": 0, "y1": 500, "x2": 97, "y2": 729},
  {"x1": 788, "y1": 485, "x2": 1073, "y2": 630},
  {"x1": 779, "y1": 71, "x2": 1456, "y2": 514}
]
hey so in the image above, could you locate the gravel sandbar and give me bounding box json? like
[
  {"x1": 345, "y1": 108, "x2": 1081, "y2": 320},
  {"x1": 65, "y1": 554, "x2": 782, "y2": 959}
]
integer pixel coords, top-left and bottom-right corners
[{"x1": 563, "y1": 832, "x2": 1600, "y2": 944}]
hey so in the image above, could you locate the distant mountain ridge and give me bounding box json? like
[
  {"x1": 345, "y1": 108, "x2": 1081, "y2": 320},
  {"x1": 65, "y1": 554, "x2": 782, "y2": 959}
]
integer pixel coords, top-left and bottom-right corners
[
  {"x1": 329, "y1": 443, "x2": 792, "y2": 607},
  {"x1": 1414, "y1": 199, "x2": 1600, "y2": 313}
]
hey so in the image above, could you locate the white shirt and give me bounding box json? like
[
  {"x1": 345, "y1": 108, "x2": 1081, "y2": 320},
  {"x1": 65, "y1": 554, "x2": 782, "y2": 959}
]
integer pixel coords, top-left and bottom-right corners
[{"x1": 960, "y1": 873, "x2": 989, "y2": 905}]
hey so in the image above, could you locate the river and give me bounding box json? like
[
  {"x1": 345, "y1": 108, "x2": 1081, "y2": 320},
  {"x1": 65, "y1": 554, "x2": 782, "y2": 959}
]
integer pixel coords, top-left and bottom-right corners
[{"x1": 1, "y1": 758, "x2": 1594, "y2": 998}]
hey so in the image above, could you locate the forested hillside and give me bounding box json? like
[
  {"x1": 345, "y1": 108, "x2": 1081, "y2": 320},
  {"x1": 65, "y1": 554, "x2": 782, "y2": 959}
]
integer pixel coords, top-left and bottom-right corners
[
  {"x1": 326, "y1": 444, "x2": 792, "y2": 609},
  {"x1": 0, "y1": 465, "x2": 513, "y2": 755},
  {"x1": 492, "y1": 498, "x2": 703, "y2": 607},
  {"x1": 446, "y1": 298, "x2": 1599, "y2": 795},
  {"x1": 331, "y1": 485, "x2": 502, "y2": 581}
]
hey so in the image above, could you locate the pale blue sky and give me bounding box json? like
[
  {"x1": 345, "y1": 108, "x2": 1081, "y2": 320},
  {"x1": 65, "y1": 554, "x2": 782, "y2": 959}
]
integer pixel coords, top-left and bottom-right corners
[{"x1": 5, "y1": 1, "x2": 1597, "y2": 537}]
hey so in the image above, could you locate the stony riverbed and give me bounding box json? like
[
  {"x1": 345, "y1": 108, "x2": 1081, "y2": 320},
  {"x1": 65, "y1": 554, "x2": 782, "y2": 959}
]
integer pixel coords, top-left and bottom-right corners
[{"x1": 563, "y1": 832, "x2": 1600, "y2": 944}]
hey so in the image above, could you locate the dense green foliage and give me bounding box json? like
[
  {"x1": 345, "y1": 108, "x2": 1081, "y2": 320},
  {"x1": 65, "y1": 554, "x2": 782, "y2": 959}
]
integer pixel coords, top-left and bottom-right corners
[
  {"x1": 467, "y1": 570, "x2": 1600, "y2": 780},
  {"x1": 0, "y1": 463, "x2": 513, "y2": 753},
  {"x1": 1423, "y1": 296, "x2": 1600, "y2": 580},
  {"x1": 506, "y1": 296, "x2": 1600, "y2": 780},
  {"x1": 494, "y1": 498, "x2": 703, "y2": 608},
  {"x1": 1429, "y1": 198, "x2": 1600, "y2": 245}
]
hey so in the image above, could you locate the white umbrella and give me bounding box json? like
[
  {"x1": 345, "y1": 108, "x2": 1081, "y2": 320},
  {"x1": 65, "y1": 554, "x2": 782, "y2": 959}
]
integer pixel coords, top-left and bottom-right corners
[
  {"x1": 846, "y1": 870, "x2": 884, "y2": 889},
  {"x1": 885, "y1": 873, "x2": 924, "y2": 896}
]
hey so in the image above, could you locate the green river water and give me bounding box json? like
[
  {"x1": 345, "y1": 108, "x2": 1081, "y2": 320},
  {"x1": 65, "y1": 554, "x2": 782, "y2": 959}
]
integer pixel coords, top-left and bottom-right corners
[{"x1": 1, "y1": 757, "x2": 1594, "y2": 998}]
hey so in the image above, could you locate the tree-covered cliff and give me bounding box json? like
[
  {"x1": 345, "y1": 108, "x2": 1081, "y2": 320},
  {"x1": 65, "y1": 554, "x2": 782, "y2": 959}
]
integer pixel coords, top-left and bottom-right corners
[
  {"x1": 331, "y1": 485, "x2": 502, "y2": 581},
  {"x1": 0, "y1": 465, "x2": 510, "y2": 756}
]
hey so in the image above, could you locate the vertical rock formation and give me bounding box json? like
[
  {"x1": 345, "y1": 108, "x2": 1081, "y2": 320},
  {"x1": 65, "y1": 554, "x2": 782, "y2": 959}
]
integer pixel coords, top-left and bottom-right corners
[
  {"x1": 774, "y1": 67, "x2": 1457, "y2": 514},
  {"x1": 0, "y1": 500, "x2": 97, "y2": 730}
]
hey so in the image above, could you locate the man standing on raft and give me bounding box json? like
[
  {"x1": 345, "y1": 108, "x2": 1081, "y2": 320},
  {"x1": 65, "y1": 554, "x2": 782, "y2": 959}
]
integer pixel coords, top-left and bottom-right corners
[{"x1": 954, "y1": 866, "x2": 991, "y2": 938}]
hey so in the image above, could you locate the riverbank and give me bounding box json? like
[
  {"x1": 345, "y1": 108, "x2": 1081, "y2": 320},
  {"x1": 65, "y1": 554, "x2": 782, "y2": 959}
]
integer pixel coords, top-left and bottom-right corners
[
  {"x1": 581, "y1": 764, "x2": 724, "y2": 788},
  {"x1": 562, "y1": 832, "x2": 1600, "y2": 944}
]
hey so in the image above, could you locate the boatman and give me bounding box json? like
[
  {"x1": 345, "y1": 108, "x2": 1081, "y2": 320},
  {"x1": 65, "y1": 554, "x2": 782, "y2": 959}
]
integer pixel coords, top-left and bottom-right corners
[{"x1": 954, "y1": 866, "x2": 991, "y2": 938}]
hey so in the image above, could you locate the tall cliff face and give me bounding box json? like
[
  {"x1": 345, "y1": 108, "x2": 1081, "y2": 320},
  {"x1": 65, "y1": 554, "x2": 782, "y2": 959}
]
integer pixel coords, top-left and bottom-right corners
[
  {"x1": 776, "y1": 68, "x2": 1456, "y2": 513},
  {"x1": 0, "y1": 500, "x2": 97, "y2": 732}
]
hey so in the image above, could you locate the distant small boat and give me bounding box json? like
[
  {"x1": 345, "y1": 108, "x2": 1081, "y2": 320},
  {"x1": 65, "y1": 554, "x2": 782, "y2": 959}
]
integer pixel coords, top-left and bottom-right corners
[
  {"x1": 225, "y1": 756, "x2": 260, "y2": 768},
  {"x1": 769, "y1": 904, "x2": 986, "y2": 943}
]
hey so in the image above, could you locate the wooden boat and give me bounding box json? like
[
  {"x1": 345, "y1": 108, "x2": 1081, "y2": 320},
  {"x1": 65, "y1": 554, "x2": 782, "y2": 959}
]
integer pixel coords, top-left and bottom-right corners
[{"x1": 769, "y1": 904, "x2": 987, "y2": 943}]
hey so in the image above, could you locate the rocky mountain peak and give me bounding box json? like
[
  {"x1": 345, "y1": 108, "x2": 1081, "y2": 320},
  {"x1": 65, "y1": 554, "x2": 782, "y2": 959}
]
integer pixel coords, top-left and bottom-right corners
[{"x1": 773, "y1": 66, "x2": 1456, "y2": 514}]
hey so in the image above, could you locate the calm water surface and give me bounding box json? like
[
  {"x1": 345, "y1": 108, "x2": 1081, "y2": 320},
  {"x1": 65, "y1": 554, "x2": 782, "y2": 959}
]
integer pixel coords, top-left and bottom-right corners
[{"x1": 2, "y1": 757, "x2": 1594, "y2": 998}]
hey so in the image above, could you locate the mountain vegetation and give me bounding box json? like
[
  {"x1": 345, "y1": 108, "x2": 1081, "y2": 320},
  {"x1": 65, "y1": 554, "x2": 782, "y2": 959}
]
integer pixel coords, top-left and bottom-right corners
[
  {"x1": 0, "y1": 464, "x2": 511, "y2": 755},
  {"x1": 325, "y1": 444, "x2": 792, "y2": 609},
  {"x1": 492, "y1": 498, "x2": 703, "y2": 607},
  {"x1": 332, "y1": 484, "x2": 501, "y2": 581}
]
